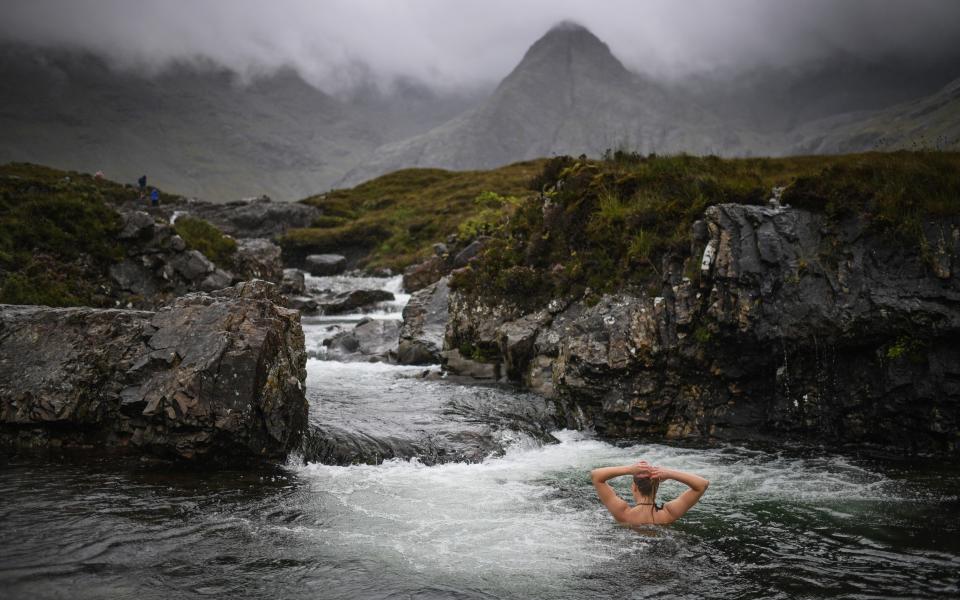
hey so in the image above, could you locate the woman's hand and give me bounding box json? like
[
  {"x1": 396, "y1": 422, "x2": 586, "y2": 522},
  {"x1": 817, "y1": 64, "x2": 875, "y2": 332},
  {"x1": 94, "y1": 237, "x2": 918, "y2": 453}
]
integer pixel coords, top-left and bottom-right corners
[{"x1": 628, "y1": 461, "x2": 651, "y2": 475}]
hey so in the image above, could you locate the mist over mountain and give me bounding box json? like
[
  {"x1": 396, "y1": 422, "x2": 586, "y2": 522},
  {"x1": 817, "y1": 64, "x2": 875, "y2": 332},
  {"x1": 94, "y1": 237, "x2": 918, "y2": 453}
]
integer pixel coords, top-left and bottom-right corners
[
  {"x1": 0, "y1": 45, "x2": 482, "y2": 200},
  {"x1": 1, "y1": 10, "x2": 959, "y2": 199}
]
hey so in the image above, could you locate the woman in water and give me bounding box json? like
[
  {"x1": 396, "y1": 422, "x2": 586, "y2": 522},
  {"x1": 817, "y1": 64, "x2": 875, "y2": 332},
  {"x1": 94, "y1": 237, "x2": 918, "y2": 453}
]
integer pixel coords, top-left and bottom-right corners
[{"x1": 591, "y1": 461, "x2": 709, "y2": 526}]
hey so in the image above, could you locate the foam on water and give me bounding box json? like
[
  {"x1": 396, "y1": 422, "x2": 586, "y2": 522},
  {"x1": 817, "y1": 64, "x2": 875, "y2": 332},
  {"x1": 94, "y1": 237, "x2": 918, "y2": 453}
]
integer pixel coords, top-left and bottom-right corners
[{"x1": 288, "y1": 428, "x2": 905, "y2": 591}]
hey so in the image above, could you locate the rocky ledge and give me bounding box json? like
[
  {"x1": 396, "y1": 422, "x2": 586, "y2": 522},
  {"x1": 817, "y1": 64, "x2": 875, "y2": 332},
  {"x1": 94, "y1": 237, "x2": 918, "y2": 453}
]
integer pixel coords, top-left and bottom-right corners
[
  {"x1": 0, "y1": 280, "x2": 307, "y2": 465},
  {"x1": 445, "y1": 204, "x2": 960, "y2": 455}
]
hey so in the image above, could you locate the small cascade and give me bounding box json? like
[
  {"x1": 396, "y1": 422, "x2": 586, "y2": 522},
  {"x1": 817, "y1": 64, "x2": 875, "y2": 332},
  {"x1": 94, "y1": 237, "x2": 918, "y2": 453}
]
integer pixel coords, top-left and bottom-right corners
[{"x1": 293, "y1": 271, "x2": 560, "y2": 466}]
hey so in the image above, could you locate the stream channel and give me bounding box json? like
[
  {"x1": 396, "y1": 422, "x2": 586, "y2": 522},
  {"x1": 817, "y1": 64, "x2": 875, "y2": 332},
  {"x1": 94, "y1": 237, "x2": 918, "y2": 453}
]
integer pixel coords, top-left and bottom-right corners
[{"x1": 1, "y1": 273, "x2": 958, "y2": 599}]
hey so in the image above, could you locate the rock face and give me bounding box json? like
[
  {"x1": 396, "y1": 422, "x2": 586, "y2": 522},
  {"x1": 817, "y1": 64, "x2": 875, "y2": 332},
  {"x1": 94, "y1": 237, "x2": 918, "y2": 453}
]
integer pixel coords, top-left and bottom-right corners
[
  {"x1": 0, "y1": 280, "x2": 308, "y2": 464},
  {"x1": 446, "y1": 205, "x2": 960, "y2": 455},
  {"x1": 319, "y1": 289, "x2": 394, "y2": 315},
  {"x1": 233, "y1": 238, "x2": 283, "y2": 284},
  {"x1": 398, "y1": 278, "x2": 450, "y2": 365},
  {"x1": 177, "y1": 196, "x2": 321, "y2": 239},
  {"x1": 109, "y1": 211, "x2": 235, "y2": 308},
  {"x1": 304, "y1": 254, "x2": 347, "y2": 276}
]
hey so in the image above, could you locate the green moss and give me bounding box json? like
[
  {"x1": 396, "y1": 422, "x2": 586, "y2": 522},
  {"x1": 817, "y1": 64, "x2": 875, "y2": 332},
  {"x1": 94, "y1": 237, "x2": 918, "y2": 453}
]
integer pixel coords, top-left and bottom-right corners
[
  {"x1": 173, "y1": 216, "x2": 237, "y2": 268},
  {"x1": 884, "y1": 334, "x2": 928, "y2": 363}
]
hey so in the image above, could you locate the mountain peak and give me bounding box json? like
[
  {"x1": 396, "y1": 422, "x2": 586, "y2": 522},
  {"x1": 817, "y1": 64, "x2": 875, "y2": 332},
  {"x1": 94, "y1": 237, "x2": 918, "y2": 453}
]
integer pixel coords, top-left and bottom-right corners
[{"x1": 510, "y1": 21, "x2": 629, "y2": 82}]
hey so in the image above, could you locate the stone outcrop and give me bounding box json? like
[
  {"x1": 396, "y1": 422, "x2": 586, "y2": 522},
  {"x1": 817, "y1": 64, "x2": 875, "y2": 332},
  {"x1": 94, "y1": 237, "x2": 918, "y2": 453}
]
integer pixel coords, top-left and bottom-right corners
[
  {"x1": 0, "y1": 280, "x2": 308, "y2": 464},
  {"x1": 397, "y1": 278, "x2": 450, "y2": 365},
  {"x1": 175, "y1": 196, "x2": 320, "y2": 239},
  {"x1": 305, "y1": 254, "x2": 347, "y2": 276},
  {"x1": 233, "y1": 238, "x2": 283, "y2": 284},
  {"x1": 319, "y1": 289, "x2": 394, "y2": 315},
  {"x1": 108, "y1": 211, "x2": 235, "y2": 308},
  {"x1": 446, "y1": 205, "x2": 960, "y2": 455}
]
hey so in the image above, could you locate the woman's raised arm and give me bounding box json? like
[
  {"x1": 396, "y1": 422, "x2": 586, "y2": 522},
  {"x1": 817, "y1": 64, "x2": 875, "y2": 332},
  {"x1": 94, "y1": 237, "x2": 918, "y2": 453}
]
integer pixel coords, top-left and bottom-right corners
[{"x1": 652, "y1": 467, "x2": 709, "y2": 523}]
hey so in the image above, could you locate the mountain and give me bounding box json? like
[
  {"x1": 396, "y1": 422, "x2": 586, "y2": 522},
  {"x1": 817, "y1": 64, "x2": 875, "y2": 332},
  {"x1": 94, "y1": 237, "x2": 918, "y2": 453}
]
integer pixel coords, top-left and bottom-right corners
[
  {"x1": 790, "y1": 76, "x2": 960, "y2": 153},
  {"x1": 339, "y1": 22, "x2": 776, "y2": 186},
  {"x1": 0, "y1": 46, "x2": 479, "y2": 201}
]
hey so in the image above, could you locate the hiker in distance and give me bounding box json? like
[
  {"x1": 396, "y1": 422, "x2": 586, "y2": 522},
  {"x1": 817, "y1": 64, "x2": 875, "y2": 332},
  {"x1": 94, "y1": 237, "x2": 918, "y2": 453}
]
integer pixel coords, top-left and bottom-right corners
[{"x1": 591, "y1": 461, "x2": 709, "y2": 526}]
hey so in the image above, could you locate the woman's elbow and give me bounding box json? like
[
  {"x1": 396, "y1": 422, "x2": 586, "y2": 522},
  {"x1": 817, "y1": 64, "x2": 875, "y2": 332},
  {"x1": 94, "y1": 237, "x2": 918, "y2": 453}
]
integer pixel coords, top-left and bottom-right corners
[
  {"x1": 700, "y1": 479, "x2": 710, "y2": 493},
  {"x1": 590, "y1": 469, "x2": 604, "y2": 484}
]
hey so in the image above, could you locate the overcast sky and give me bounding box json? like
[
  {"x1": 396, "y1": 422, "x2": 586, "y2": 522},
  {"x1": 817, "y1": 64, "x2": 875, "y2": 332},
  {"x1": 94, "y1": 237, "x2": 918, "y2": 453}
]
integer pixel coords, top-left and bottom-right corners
[{"x1": 2, "y1": 0, "x2": 960, "y2": 91}]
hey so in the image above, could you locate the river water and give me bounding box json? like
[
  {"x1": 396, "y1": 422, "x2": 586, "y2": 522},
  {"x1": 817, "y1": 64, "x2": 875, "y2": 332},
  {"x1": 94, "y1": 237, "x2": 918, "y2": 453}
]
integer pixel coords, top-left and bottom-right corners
[{"x1": 1, "y1": 274, "x2": 958, "y2": 599}]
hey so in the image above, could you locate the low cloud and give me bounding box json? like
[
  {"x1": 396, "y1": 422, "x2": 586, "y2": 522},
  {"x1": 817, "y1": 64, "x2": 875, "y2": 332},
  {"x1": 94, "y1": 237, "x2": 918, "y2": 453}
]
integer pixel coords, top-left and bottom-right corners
[{"x1": 2, "y1": 0, "x2": 959, "y2": 91}]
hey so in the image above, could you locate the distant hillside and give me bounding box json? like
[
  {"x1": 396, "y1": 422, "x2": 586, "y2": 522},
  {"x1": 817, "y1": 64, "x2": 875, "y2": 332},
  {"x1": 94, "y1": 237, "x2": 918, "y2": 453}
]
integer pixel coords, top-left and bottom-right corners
[
  {"x1": 791, "y1": 77, "x2": 960, "y2": 154},
  {"x1": 0, "y1": 46, "x2": 477, "y2": 201}
]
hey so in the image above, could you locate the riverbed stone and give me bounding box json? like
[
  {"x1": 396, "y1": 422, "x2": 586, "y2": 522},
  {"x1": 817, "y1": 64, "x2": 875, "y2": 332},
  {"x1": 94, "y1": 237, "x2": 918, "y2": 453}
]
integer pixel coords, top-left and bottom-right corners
[
  {"x1": 305, "y1": 254, "x2": 347, "y2": 276},
  {"x1": 397, "y1": 277, "x2": 449, "y2": 365},
  {"x1": 319, "y1": 289, "x2": 394, "y2": 315}
]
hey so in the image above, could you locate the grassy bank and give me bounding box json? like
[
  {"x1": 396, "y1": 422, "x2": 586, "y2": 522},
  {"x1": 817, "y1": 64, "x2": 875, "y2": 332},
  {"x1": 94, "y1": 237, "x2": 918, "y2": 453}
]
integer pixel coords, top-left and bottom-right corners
[
  {"x1": 449, "y1": 151, "x2": 960, "y2": 309},
  {"x1": 0, "y1": 162, "x2": 188, "y2": 306},
  {"x1": 278, "y1": 160, "x2": 547, "y2": 270}
]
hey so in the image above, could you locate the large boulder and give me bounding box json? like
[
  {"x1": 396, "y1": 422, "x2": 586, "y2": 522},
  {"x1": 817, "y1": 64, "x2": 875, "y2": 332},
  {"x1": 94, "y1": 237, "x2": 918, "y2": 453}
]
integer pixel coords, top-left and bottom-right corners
[
  {"x1": 320, "y1": 289, "x2": 394, "y2": 315},
  {"x1": 305, "y1": 254, "x2": 347, "y2": 276},
  {"x1": 233, "y1": 238, "x2": 283, "y2": 283},
  {"x1": 402, "y1": 256, "x2": 446, "y2": 293},
  {"x1": 0, "y1": 280, "x2": 308, "y2": 465},
  {"x1": 397, "y1": 277, "x2": 450, "y2": 365},
  {"x1": 325, "y1": 318, "x2": 401, "y2": 362}
]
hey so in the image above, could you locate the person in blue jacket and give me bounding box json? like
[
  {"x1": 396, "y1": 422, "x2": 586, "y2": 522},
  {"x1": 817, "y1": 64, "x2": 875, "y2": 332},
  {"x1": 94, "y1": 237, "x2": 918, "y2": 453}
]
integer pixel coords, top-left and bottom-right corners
[{"x1": 150, "y1": 188, "x2": 160, "y2": 207}]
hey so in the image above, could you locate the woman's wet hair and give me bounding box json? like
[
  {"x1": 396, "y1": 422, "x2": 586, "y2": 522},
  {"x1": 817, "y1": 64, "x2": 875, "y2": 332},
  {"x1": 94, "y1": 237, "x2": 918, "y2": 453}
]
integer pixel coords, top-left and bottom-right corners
[{"x1": 633, "y1": 475, "x2": 659, "y2": 497}]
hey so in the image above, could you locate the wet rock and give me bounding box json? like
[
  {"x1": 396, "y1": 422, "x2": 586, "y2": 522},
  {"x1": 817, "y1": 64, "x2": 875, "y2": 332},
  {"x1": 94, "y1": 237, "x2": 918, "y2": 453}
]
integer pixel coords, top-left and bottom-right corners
[
  {"x1": 0, "y1": 280, "x2": 307, "y2": 465},
  {"x1": 397, "y1": 278, "x2": 449, "y2": 365},
  {"x1": 447, "y1": 204, "x2": 960, "y2": 455},
  {"x1": 320, "y1": 289, "x2": 394, "y2": 315},
  {"x1": 305, "y1": 254, "x2": 347, "y2": 276},
  {"x1": 286, "y1": 296, "x2": 319, "y2": 314},
  {"x1": 402, "y1": 256, "x2": 446, "y2": 293},
  {"x1": 281, "y1": 269, "x2": 306, "y2": 295},
  {"x1": 325, "y1": 318, "x2": 400, "y2": 362},
  {"x1": 442, "y1": 349, "x2": 498, "y2": 379},
  {"x1": 233, "y1": 238, "x2": 283, "y2": 283}
]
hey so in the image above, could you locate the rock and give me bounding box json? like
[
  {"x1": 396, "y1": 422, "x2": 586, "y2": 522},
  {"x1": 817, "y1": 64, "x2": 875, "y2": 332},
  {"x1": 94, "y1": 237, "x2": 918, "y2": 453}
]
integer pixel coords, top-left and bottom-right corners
[
  {"x1": 452, "y1": 238, "x2": 488, "y2": 268},
  {"x1": 286, "y1": 295, "x2": 319, "y2": 313},
  {"x1": 233, "y1": 238, "x2": 283, "y2": 283},
  {"x1": 432, "y1": 243, "x2": 448, "y2": 257},
  {"x1": 397, "y1": 278, "x2": 449, "y2": 365},
  {"x1": 171, "y1": 250, "x2": 215, "y2": 282},
  {"x1": 447, "y1": 204, "x2": 960, "y2": 455},
  {"x1": 325, "y1": 318, "x2": 401, "y2": 361},
  {"x1": 172, "y1": 196, "x2": 320, "y2": 239},
  {"x1": 305, "y1": 254, "x2": 347, "y2": 276},
  {"x1": 199, "y1": 268, "x2": 233, "y2": 292},
  {"x1": 281, "y1": 269, "x2": 306, "y2": 295},
  {"x1": 0, "y1": 280, "x2": 307, "y2": 465},
  {"x1": 320, "y1": 289, "x2": 394, "y2": 315},
  {"x1": 118, "y1": 211, "x2": 156, "y2": 240},
  {"x1": 402, "y1": 256, "x2": 446, "y2": 293},
  {"x1": 109, "y1": 259, "x2": 158, "y2": 296},
  {"x1": 442, "y1": 349, "x2": 498, "y2": 379}
]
